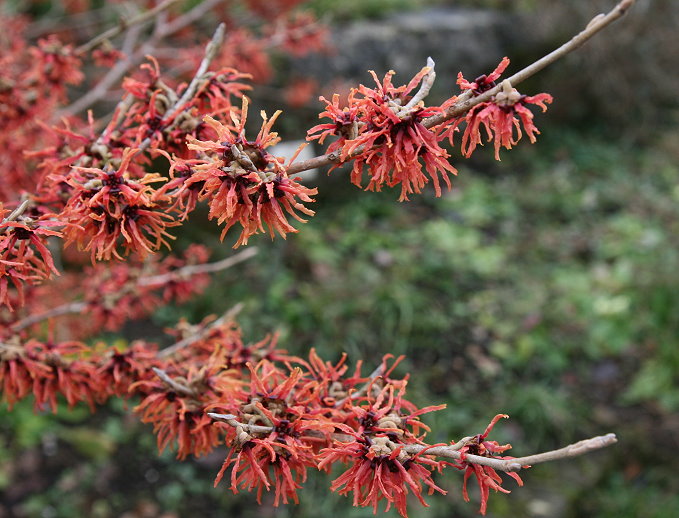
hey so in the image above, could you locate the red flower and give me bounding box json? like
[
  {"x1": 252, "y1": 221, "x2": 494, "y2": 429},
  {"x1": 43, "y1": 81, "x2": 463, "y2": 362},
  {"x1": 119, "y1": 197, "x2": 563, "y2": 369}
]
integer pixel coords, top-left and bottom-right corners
[
  {"x1": 0, "y1": 338, "x2": 52, "y2": 409},
  {"x1": 457, "y1": 57, "x2": 510, "y2": 95},
  {"x1": 320, "y1": 440, "x2": 447, "y2": 517},
  {"x1": 92, "y1": 46, "x2": 125, "y2": 68},
  {"x1": 454, "y1": 58, "x2": 552, "y2": 160},
  {"x1": 175, "y1": 99, "x2": 316, "y2": 246},
  {"x1": 214, "y1": 362, "x2": 334, "y2": 505},
  {"x1": 61, "y1": 148, "x2": 177, "y2": 261},
  {"x1": 317, "y1": 381, "x2": 447, "y2": 517},
  {"x1": 133, "y1": 354, "x2": 240, "y2": 460},
  {"x1": 308, "y1": 65, "x2": 456, "y2": 201},
  {"x1": 265, "y1": 11, "x2": 329, "y2": 57},
  {"x1": 29, "y1": 36, "x2": 84, "y2": 98},
  {"x1": 95, "y1": 341, "x2": 160, "y2": 398},
  {"x1": 456, "y1": 414, "x2": 525, "y2": 515},
  {"x1": 24, "y1": 340, "x2": 101, "y2": 412},
  {"x1": 0, "y1": 204, "x2": 62, "y2": 309}
]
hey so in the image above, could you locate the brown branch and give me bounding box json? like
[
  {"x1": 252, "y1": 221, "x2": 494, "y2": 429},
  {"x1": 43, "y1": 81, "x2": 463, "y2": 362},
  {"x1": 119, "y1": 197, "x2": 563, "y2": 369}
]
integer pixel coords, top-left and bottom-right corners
[
  {"x1": 139, "y1": 247, "x2": 258, "y2": 287},
  {"x1": 157, "y1": 303, "x2": 244, "y2": 359},
  {"x1": 207, "y1": 413, "x2": 617, "y2": 472},
  {"x1": 152, "y1": 367, "x2": 196, "y2": 397},
  {"x1": 10, "y1": 302, "x2": 87, "y2": 332},
  {"x1": 286, "y1": 0, "x2": 636, "y2": 176},
  {"x1": 405, "y1": 433, "x2": 618, "y2": 472},
  {"x1": 75, "y1": 0, "x2": 182, "y2": 56},
  {"x1": 10, "y1": 251, "x2": 255, "y2": 333}
]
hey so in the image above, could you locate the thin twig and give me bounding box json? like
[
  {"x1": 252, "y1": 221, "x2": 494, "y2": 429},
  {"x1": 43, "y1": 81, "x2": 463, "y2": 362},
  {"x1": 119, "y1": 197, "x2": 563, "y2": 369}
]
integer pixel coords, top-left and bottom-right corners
[
  {"x1": 286, "y1": 0, "x2": 636, "y2": 176},
  {"x1": 10, "y1": 251, "x2": 254, "y2": 333},
  {"x1": 152, "y1": 367, "x2": 196, "y2": 397},
  {"x1": 405, "y1": 433, "x2": 618, "y2": 472},
  {"x1": 2, "y1": 199, "x2": 31, "y2": 224},
  {"x1": 157, "y1": 303, "x2": 244, "y2": 359},
  {"x1": 10, "y1": 302, "x2": 87, "y2": 332},
  {"x1": 139, "y1": 247, "x2": 258, "y2": 287},
  {"x1": 75, "y1": 0, "x2": 182, "y2": 55}
]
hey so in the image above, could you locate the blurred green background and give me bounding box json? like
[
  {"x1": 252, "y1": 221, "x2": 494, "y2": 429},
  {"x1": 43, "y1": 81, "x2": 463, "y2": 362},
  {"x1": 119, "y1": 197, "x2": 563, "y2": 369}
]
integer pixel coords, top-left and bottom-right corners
[{"x1": 2, "y1": 0, "x2": 679, "y2": 517}]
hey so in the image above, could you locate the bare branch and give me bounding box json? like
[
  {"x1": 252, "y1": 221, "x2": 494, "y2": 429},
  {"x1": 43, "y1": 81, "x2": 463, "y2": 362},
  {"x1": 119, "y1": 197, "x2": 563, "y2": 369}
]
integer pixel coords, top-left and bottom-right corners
[
  {"x1": 399, "y1": 57, "x2": 436, "y2": 115},
  {"x1": 139, "y1": 247, "x2": 258, "y2": 287},
  {"x1": 10, "y1": 302, "x2": 87, "y2": 332},
  {"x1": 405, "y1": 433, "x2": 618, "y2": 472},
  {"x1": 2, "y1": 199, "x2": 31, "y2": 225},
  {"x1": 9, "y1": 250, "x2": 255, "y2": 333},
  {"x1": 157, "y1": 303, "x2": 244, "y2": 359},
  {"x1": 152, "y1": 367, "x2": 196, "y2": 397},
  {"x1": 75, "y1": 0, "x2": 182, "y2": 56}
]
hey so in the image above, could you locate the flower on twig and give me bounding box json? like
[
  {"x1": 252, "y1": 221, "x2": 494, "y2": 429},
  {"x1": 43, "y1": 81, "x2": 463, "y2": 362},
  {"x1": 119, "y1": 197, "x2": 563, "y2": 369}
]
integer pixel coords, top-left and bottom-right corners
[
  {"x1": 308, "y1": 64, "x2": 456, "y2": 201},
  {"x1": 171, "y1": 98, "x2": 316, "y2": 246},
  {"x1": 453, "y1": 58, "x2": 553, "y2": 160},
  {"x1": 456, "y1": 414, "x2": 525, "y2": 515}
]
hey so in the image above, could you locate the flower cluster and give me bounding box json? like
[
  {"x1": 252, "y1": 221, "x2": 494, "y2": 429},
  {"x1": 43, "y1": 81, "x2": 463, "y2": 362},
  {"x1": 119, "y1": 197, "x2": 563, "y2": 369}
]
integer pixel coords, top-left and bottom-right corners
[
  {"x1": 168, "y1": 98, "x2": 317, "y2": 247},
  {"x1": 0, "y1": 203, "x2": 62, "y2": 309},
  {"x1": 60, "y1": 148, "x2": 177, "y2": 261},
  {"x1": 452, "y1": 57, "x2": 553, "y2": 160},
  {"x1": 308, "y1": 65, "x2": 456, "y2": 201},
  {"x1": 308, "y1": 57, "x2": 552, "y2": 201}
]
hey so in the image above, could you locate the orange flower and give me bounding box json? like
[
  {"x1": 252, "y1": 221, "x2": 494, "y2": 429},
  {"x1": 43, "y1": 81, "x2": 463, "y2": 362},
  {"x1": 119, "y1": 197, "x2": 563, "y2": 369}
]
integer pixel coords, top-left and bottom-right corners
[{"x1": 308, "y1": 66, "x2": 456, "y2": 201}]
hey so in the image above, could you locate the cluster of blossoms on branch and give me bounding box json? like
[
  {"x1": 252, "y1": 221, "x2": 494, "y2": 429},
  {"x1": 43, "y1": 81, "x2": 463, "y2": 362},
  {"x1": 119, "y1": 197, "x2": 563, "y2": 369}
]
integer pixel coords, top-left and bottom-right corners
[
  {"x1": 0, "y1": 0, "x2": 631, "y2": 515},
  {"x1": 1, "y1": 306, "x2": 524, "y2": 515},
  {"x1": 1, "y1": 40, "x2": 552, "y2": 308}
]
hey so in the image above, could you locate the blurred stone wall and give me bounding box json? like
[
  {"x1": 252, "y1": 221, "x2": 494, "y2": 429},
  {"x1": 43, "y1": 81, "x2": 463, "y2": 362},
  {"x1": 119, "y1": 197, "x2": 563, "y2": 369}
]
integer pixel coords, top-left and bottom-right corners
[
  {"x1": 295, "y1": 7, "x2": 528, "y2": 102},
  {"x1": 292, "y1": 1, "x2": 677, "y2": 139}
]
